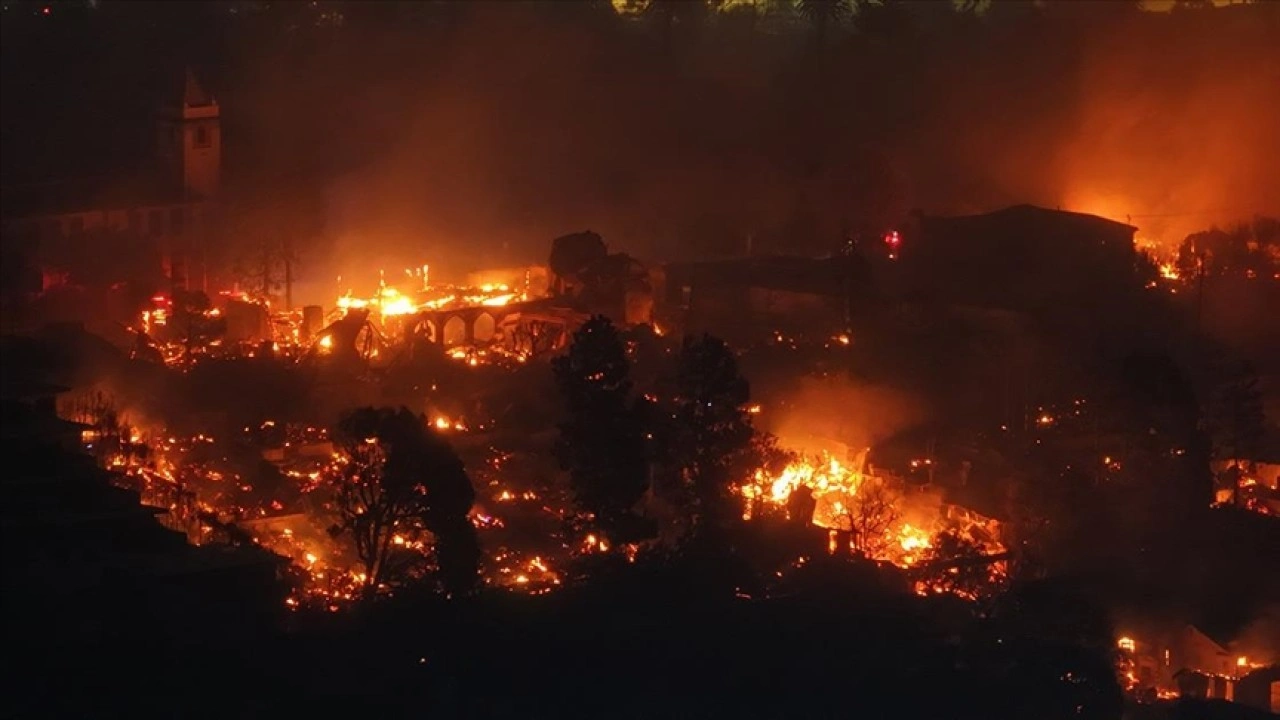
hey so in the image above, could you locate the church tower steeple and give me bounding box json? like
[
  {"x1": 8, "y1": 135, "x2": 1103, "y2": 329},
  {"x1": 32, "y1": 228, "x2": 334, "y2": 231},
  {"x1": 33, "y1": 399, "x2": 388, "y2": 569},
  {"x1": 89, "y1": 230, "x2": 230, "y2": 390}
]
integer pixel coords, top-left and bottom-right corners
[{"x1": 156, "y1": 68, "x2": 221, "y2": 200}]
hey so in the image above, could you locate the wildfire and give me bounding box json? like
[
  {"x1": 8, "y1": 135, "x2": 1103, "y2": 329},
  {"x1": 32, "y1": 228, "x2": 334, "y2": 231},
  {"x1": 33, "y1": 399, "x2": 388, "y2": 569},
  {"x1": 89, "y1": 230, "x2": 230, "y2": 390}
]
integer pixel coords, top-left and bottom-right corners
[
  {"x1": 334, "y1": 269, "x2": 527, "y2": 322},
  {"x1": 432, "y1": 415, "x2": 467, "y2": 432},
  {"x1": 740, "y1": 450, "x2": 1006, "y2": 593},
  {"x1": 897, "y1": 523, "x2": 932, "y2": 565},
  {"x1": 741, "y1": 452, "x2": 866, "y2": 528},
  {"x1": 80, "y1": 412, "x2": 574, "y2": 612}
]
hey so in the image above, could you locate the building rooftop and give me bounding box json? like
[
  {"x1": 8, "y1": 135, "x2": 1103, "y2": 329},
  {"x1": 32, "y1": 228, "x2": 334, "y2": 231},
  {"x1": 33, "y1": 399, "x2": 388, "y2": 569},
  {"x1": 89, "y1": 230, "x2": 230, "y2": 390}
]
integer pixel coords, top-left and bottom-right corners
[
  {"x1": 0, "y1": 380, "x2": 70, "y2": 401},
  {"x1": 1, "y1": 171, "x2": 190, "y2": 220},
  {"x1": 183, "y1": 67, "x2": 216, "y2": 109},
  {"x1": 919, "y1": 204, "x2": 1139, "y2": 237}
]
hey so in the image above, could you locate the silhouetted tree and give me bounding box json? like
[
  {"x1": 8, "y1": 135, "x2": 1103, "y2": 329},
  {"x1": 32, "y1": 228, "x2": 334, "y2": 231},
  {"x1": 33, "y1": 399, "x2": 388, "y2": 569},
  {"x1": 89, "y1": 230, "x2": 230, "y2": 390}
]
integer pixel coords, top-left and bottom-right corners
[
  {"x1": 330, "y1": 407, "x2": 478, "y2": 597},
  {"x1": 798, "y1": 0, "x2": 850, "y2": 49},
  {"x1": 1176, "y1": 219, "x2": 1280, "y2": 280},
  {"x1": 850, "y1": 0, "x2": 914, "y2": 38},
  {"x1": 1115, "y1": 350, "x2": 1212, "y2": 512},
  {"x1": 840, "y1": 477, "x2": 898, "y2": 557},
  {"x1": 670, "y1": 333, "x2": 754, "y2": 533},
  {"x1": 646, "y1": 0, "x2": 710, "y2": 53},
  {"x1": 1005, "y1": 463, "x2": 1097, "y2": 581},
  {"x1": 1205, "y1": 360, "x2": 1265, "y2": 465},
  {"x1": 987, "y1": 579, "x2": 1124, "y2": 720},
  {"x1": 553, "y1": 316, "x2": 650, "y2": 541}
]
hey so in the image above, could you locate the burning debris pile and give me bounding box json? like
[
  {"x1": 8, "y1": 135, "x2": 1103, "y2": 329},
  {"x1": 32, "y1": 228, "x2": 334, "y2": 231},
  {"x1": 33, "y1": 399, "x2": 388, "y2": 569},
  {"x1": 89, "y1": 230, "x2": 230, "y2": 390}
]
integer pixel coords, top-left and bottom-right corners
[
  {"x1": 739, "y1": 450, "x2": 1007, "y2": 598},
  {"x1": 127, "y1": 263, "x2": 562, "y2": 371},
  {"x1": 74, "y1": 396, "x2": 621, "y2": 611},
  {"x1": 1211, "y1": 460, "x2": 1279, "y2": 517},
  {"x1": 77, "y1": 392, "x2": 1009, "y2": 613}
]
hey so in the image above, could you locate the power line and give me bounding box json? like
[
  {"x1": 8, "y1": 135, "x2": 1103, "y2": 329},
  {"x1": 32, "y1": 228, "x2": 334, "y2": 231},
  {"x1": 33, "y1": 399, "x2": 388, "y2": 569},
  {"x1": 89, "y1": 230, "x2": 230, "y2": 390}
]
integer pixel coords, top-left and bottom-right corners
[{"x1": 1124, "y1": 209, "x2": 1263, "y2": 219}]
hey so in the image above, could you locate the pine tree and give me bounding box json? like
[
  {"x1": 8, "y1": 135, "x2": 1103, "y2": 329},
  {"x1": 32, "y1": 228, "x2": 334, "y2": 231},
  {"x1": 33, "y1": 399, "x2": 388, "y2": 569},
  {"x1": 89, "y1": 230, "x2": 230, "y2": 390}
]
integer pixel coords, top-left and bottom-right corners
[
  {"x1": 553, "y1": 316, "x2": 651, "y2": 541},
  {"x1": 670, "y1": 333, "x2": 754, "y2": 533}
]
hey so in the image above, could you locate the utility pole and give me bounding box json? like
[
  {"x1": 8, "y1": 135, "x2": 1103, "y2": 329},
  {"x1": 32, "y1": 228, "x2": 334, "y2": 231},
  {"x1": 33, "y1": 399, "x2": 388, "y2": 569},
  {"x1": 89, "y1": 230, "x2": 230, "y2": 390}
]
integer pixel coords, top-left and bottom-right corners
[
  {"x1": 284, "y1": 236, "x2": 294, "y2": 311},
  {"x1": 1195, "y1": 252, "x2": 1206, "y2": 336},
  {"x1": 260, "y1": 245, "x2": 274, "y2": 303}
]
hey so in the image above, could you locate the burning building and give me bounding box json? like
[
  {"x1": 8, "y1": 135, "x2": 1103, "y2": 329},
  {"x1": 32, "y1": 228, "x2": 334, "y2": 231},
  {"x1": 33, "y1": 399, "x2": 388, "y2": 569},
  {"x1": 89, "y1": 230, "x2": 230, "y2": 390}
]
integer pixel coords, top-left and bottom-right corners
[
  {"x1": 1212, "y1": 457, "x2": 1280, "y2": 516},
  {"x1": 1116, "y1": 623, "x2": 1279, "y2": 711}
]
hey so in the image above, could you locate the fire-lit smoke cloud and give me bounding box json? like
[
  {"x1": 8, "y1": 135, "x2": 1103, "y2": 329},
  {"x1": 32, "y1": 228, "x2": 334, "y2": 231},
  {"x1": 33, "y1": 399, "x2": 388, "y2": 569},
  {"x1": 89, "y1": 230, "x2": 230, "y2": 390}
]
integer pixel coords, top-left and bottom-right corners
[
  {"x1": 758, "y1": 376, "x2": 928, "y2": 458},
  {"x1": 1235, "y1": 604, "x2": 1280, "y2": 666},
  {"x1": 210, "y1": 0, "x2": 1280, "y2": 293},
  {"x1": 1056, "y1": 11, "x2": 1280, "y2": 245},
  {"x1": 897, "y1": 5, "x2": 1280, "y2": 248}
]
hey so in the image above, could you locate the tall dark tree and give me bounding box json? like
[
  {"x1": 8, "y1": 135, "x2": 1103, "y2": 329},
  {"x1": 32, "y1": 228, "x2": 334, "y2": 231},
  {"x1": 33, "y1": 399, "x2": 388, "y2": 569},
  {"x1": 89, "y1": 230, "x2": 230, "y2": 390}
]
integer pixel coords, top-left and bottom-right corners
[
  {"x1": 553, "y1": 316, "x2": 650, "y2": 541},
  {"x1": 983, "y1": 579, "x2": 1125, "y2": 720},
  {"x1": 1205, "y1": 360, "x2": 1265, "y2": 464},
  {"x1": 670, "y1": 333, "x2": 754, "y2": 533},
  {"x1": 645, "y1": 0, "x2": 711, "y2": 54},
  {"x1": 799, "y1": 0, "x2": 850, "y2": 50},
  {"x1": 1115, "y1": 350, "x2": 1212, "y2": 513},
  {"x1": 840, "y1": 477, "x2": 899, "y2": 558},
  {"x1": 330, "y1": 407, "x2": 478, "y2": 597}
]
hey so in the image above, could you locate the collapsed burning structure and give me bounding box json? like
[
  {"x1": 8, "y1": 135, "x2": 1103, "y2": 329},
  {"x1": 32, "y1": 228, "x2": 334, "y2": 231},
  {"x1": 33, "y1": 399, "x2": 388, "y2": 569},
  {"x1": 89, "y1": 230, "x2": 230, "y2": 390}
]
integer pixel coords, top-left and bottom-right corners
[{"x1": 126, "y1": 229, "x2": 662, "y2": 373}]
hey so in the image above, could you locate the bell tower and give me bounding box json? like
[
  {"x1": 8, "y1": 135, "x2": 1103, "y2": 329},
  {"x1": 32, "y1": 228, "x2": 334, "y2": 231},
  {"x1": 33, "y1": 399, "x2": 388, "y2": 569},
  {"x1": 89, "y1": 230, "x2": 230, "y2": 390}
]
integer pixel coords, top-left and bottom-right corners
[{"x1": 157, "y1": 68, "x2": 221, "y2": 200}]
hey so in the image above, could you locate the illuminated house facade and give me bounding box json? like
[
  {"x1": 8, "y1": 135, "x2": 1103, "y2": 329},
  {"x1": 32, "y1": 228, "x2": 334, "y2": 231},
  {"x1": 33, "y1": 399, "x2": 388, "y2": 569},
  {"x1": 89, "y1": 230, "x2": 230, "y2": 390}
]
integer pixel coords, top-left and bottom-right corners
[
  {"x1": 1, "y1": 69, "x2": 221, "y2": 292},
  {"x1": 1119, "y1": 622, "x2": 1278, "y2": 711}
]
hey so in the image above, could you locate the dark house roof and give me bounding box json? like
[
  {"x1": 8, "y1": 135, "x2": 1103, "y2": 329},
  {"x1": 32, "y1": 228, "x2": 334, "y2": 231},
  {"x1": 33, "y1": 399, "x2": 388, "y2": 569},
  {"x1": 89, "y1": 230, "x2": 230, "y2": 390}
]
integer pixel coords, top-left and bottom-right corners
[
  {"x1": 0, "y1": 380, "x2": 70, "y2": 401},
  {"x1": 1, "y1": 172, "x2": 188, "y2": 220},
  {"x1": 903, "y1": 205, "x2": 1141, "y2": 312},
  {"x1": 183, "y1": 67, "x2": 215, "y2": 108},
  {"x1": 2, "y1": 66, "x2": 212, "y2": 221},
  {"x1": 918, "y1": 204, "x2": 1137, "y2": 238}
]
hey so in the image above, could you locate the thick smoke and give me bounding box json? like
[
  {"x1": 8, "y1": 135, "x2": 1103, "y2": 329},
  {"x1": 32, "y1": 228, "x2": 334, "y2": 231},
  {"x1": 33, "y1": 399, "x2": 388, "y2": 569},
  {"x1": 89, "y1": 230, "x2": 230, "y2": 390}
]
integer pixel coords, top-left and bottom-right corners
[
  {"x1": 5, "y1": 2, "x2": 1278, "y2": 294},
  {"x1": 758, "y1": 376, "x2": 929, "y2": 459},
  {"x1": 281, "y1": 3, "x2": 1278, "y2": 287}
]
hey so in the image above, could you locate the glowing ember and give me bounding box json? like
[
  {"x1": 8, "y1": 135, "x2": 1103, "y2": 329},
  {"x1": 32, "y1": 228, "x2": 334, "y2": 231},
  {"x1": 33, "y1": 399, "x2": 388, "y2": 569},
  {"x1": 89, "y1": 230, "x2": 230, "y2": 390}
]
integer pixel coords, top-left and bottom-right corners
[{"x1": 334, "y1": 268, "x2": 528, "y2": 322}]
